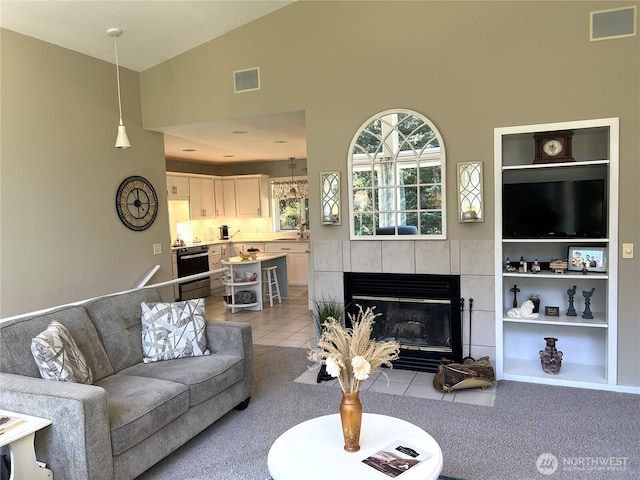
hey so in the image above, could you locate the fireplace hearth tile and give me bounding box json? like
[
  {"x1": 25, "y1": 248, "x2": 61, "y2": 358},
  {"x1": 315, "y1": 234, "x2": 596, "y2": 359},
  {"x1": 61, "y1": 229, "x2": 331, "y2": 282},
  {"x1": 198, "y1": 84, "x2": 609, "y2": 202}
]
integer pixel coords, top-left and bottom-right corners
[
  {"x1": 452, "y1": 388, "x2": 496, "y2": 407},
  {"x1": 415, "y1": 241, "x2": 451, "y2": 275},
  {"x1": 460, "y1": 240, "x2": 494, "y2": 275},
  {"x1": 350, "y1": 241, "x2": 382, "y2": 272},
  {"x1": 312, "y1": 240, "x2": 343, "y2": 271},
  {"x1": 382, "y1": 240, "x2": 416, "y2": 273}
]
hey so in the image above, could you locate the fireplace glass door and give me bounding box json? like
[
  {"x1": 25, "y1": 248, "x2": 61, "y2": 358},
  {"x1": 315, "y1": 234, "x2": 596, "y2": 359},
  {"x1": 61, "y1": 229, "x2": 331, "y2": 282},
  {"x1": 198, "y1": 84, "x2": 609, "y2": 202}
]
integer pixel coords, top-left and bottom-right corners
[{"x1": 353, "y1": 296, "x2": 453, "y2": 353}]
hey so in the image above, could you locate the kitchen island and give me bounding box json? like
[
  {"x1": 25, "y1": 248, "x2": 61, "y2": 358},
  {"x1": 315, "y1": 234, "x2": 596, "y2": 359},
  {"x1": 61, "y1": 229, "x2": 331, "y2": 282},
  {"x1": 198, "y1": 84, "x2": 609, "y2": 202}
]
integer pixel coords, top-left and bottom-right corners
[{"x1": 222, "y1": 253, "x2": 288, "y2": 313}]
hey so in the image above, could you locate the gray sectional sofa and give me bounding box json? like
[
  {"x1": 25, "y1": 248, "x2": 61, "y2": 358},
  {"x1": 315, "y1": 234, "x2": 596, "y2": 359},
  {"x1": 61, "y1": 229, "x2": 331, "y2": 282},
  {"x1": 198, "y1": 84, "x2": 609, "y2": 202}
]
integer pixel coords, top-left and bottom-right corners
[{"x1": 0, "y1": 288, "x2": 253, "y2": 480}]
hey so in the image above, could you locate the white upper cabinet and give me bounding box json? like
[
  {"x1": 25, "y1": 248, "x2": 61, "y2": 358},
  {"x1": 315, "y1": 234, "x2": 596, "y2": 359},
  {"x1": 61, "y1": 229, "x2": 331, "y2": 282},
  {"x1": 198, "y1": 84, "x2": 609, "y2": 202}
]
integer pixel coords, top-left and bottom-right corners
[
  {"x1": 189, "y1": 177, "x2": 215, "y2": 219},
  {"x1": 214, "y1": 178, "x2": 237, "y2": 217},
  {"x1": 235, "y1": 175, "x2": 271, "y2": 218},
  {"x1": 166, "y1": 173, "x2": 270, "y2": 220},
  {"x1": 166, "y1": 175, "x2": 189, "y2": 198}
]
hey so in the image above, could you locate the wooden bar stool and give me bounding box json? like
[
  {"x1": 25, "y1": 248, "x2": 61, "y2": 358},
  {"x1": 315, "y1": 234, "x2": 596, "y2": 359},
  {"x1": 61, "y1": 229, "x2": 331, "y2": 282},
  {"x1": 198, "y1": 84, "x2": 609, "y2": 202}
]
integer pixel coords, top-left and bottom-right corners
[{"x1": 262, "y1": 266, "x2": 282, "y2": 307}]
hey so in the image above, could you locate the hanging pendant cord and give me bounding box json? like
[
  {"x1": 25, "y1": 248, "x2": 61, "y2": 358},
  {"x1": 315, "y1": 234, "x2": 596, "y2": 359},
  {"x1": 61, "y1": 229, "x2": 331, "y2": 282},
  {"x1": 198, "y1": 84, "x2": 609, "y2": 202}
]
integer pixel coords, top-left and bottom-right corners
[{"x1": 113, "y1": 35, "x2": 124, "y2": 125}]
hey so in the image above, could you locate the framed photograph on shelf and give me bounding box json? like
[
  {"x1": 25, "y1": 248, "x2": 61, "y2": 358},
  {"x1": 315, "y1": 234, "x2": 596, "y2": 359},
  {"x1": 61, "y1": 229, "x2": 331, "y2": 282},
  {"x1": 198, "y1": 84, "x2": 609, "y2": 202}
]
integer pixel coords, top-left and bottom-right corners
[{"x1": 568, "y1": 246, "x2": 607, "y2": 273}]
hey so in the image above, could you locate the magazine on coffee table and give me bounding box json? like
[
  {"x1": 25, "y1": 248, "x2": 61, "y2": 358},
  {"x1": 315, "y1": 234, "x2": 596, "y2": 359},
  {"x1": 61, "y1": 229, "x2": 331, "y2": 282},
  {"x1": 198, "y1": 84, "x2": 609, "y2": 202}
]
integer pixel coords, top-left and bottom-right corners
[
  {"x1": 362, "y1": 441, "x2": 432, "y2": 478},
  {"x1": 0, "y1": 414, "x2": 26, "y2": 435}
]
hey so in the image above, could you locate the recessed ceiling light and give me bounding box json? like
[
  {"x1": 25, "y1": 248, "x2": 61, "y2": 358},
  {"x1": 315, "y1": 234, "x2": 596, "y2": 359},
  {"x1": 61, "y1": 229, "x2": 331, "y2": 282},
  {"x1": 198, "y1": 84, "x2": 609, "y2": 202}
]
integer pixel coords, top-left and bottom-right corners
[
  {"x1": 182, "y1": 148, "x2": 196, "y2": 152},
  {"x1": 274, "y1": 140, "x2": 288, "y2": 144},
  {"x1": 232, "y1": 130, "x2": 247, "y2": 134}
]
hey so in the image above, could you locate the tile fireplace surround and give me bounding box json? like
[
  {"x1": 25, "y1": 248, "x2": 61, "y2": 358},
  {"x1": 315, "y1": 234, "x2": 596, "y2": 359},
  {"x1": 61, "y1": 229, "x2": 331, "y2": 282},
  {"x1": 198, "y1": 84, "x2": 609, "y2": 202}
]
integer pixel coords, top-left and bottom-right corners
[{"x1": 311, "y1": 239, "x2": 496, "y2": 363}]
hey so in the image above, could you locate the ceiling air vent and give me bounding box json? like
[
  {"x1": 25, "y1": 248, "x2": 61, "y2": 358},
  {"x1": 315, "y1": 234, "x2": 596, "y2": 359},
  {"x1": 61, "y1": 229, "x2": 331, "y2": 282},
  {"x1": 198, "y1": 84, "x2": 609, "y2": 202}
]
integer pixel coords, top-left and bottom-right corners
[
  {"x1": 234, "y1": 67, "x2": 260, "y2": 93},
  {"x1": 590, "y1": 5, "x2": 637, "y2": 41}
]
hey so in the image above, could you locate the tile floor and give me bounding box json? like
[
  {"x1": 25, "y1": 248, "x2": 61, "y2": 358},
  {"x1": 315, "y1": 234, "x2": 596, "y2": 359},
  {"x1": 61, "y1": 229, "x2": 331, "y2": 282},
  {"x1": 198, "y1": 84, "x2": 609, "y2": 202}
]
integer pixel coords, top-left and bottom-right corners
[{"x1": 206, "y1": 287, "x2": 496, "y2": 407}]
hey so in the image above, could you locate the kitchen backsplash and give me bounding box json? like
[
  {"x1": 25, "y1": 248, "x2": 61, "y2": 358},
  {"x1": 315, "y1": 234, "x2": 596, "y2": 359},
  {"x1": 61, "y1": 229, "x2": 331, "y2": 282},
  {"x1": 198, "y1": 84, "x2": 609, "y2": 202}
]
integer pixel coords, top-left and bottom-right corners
[{"x1": 173, "y1": 217, "x2": 280, "y2": 244}]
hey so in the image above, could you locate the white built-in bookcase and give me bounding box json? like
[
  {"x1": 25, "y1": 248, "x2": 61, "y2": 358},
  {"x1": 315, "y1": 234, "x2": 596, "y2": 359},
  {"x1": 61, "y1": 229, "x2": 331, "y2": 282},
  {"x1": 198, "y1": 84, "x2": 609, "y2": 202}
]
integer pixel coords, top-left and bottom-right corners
[{"x1": 494, "y1": 117, "x2": 619, "y2": 390}]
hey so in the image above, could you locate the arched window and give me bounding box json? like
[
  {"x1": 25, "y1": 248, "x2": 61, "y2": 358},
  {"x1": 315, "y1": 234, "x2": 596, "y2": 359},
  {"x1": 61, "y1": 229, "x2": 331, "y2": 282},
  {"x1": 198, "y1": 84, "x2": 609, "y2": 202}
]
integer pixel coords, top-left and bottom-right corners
[{"x1": 348, "y1": 109, "x2": 446, "y2": 239}]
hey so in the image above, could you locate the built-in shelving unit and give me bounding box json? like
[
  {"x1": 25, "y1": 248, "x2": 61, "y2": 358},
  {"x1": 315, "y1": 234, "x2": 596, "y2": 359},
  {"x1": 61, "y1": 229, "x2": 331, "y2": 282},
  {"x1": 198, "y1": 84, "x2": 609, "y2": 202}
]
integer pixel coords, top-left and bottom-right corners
[{"x1": 494, "y1": 118, "x2": 619, "y2": 390}]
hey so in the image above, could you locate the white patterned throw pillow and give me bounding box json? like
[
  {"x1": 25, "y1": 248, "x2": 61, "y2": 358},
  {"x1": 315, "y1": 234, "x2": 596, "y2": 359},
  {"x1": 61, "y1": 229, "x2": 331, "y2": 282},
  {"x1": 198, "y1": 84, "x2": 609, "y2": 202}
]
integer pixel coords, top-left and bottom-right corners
[
  {"x1": 141, "y1": 298, "x2": 210, "y2": 363},
  {"x1": 31, "y1": 321, "x2": 93, "y2": 384}
]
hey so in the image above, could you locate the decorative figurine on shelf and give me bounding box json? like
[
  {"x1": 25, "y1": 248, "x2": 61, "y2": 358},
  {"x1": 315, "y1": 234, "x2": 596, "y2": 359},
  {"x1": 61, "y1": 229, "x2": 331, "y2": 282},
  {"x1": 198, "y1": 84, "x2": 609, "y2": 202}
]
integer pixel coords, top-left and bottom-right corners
[
  {"x1": 539, "y1": 337, "x2": 563, "y2": 375},
  {"x1": 582, "y1": 288, "x2": 595, "y2": 319},
  {"x1": 507, "y1": 299, "x2": 539, "y2": 319},
  {"x1": 531, "y1": 259, "x2": 541, "y2": 273},
  {"x1": 566, "y1": 285, "x2": 577, "y2": 316},
  {"x1": 519, "y1": 256, "x2": 527, "y2": 273},
  {"x1": 510, "y1": 284, "x2": 520, "y2": 308}
]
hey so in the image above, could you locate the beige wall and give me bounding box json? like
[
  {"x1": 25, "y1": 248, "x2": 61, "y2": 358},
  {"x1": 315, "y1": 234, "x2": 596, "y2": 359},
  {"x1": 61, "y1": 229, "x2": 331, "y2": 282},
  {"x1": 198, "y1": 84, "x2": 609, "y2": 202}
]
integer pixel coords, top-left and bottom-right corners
[
  {"x1": 0, "y1": 29, "x2": 172, "y2": 317},
  {"x1": 141, "y1": 1, "x2": 639, "y2": 385},
  {"x1": 1, "y1": 2, "x2": 637, "y2": 385}
]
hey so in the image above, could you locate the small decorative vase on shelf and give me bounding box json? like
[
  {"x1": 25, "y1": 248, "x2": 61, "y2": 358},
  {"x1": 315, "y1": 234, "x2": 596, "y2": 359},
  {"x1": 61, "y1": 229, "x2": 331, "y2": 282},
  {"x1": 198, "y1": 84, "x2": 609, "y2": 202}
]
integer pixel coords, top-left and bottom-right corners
[
  {"x1": 539, "y1": 337, "x2": 563, "y2": 375},
  {"x1": 339, "y1": 392, "x2": 362, "y2": 452},
  {"x1": 529, "y1": 294, "x2": 541, "y2": 314}
]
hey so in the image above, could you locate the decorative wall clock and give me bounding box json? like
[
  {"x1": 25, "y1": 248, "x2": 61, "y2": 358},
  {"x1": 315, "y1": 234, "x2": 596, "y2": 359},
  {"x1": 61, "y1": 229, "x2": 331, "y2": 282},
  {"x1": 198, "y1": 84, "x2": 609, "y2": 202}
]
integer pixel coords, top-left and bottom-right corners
[{"x1": 115, "y1": 175, "x2": 158, "y2": 231}]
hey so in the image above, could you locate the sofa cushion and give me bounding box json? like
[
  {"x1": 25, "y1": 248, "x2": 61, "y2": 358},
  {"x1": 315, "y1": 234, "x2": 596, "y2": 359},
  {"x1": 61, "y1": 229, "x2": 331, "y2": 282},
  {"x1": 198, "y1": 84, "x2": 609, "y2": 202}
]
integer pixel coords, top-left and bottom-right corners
[
  {"x1": 85, "y1": 289, "x2": 162, "y2": 372},
  {"x1": 30, "y1": 321, "x2": 93, "y2": 384},
  {"x1": 0, "y1": 305, "x2": 114, "y2": 381},
  {"x1": 141, "y1": 299, "x2": 209, "y2": 363},
  {"x1": 94, "y1": 374, "x2": 189, "y2": 456},
  {"x1": 119, "y1": 354, "x2": 245, "y2": 407}
]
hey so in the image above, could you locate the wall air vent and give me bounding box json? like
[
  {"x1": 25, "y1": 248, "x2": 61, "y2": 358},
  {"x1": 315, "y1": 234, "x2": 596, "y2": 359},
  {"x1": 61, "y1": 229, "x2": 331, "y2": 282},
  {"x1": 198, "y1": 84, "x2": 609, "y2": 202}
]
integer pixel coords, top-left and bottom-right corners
[
  {"x1": 590, "y1": 5, "x2": 637, "y2": 41},
  {"x1": 234, "y1": 67, "x2": 260, "y2": 93}
]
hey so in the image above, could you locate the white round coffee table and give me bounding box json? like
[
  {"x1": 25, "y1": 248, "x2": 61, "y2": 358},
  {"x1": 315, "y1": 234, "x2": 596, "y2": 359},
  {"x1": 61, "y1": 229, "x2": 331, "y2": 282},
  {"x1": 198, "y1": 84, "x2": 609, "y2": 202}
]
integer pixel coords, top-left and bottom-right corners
[{"x1": 268, "y1": 413, "x2": 443, "y2": 480}]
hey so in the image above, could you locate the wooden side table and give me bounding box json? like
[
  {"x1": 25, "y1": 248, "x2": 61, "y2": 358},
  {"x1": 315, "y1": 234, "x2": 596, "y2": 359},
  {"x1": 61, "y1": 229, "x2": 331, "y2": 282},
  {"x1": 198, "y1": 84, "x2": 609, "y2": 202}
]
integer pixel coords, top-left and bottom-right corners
[
  {"x1": 268, "y1": 413, "x2": 443, "y2": 480},
  {"x1": 0, "y1": 409, "x2": 53, "y2": 480}
]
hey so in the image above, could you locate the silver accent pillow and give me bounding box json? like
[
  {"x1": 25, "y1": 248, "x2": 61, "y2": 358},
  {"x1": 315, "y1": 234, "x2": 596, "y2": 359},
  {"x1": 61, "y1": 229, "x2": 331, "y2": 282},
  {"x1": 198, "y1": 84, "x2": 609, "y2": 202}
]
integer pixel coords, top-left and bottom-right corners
[
  {"x1": 31, "y1": 321, "x2": 93, "y2": 384},
  {"x1": 141, "y1": 298, "x2": 210, "y2": 363}
]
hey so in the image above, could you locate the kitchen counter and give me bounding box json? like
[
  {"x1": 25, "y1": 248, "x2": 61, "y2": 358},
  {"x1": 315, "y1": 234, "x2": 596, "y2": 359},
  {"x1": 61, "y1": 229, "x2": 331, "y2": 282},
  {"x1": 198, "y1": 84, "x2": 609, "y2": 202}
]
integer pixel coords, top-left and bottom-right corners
[
  {"x1": 224, "y1": 252, "x2": 288, "y2": 264},
  {"x1": 171, "y1": 238, "x2": 309, "y2": 251}
]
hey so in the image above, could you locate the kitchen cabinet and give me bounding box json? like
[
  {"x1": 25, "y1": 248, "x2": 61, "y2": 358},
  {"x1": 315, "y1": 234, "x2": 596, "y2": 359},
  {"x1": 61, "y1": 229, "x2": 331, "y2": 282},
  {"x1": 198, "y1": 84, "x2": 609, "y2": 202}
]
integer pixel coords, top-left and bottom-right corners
[
  {"x1": 214, "y1": 178, "x2": 237, "y2": 217},
  {"x1": 494, "y1": 117, "x2": 618, "y2": 390},
  {"x1": 234, "y1": 243, "x2": 266, "y2": 256},
  {"x1": 235, "y1": 175, "x2": 270, "y2": 218},
  {"x1": 166, "y1": 175, "x2": 189, "y2": 199},
  {"x1": 265, "y1": 242, "x2": 310, "y2": 286},
  {"x1": 189, "y1": 177, "x2": 215, "y2": 219},
  {"x1": 208, "y1": 244, "x2": 224, "y2": 291},
  {"x1": 171, "y1": 251, "x2": 179, "y2": 300}
]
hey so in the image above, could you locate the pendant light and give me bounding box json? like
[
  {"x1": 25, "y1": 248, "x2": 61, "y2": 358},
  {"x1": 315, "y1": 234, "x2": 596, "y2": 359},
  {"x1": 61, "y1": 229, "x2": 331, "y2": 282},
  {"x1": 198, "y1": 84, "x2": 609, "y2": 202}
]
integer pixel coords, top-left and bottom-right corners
[
  {"x1": 286, "y1": 157, "x2": 299, "y2": 199},
  {"x1": 107, "y1": 28, "x2": 131, "y2": 149}
]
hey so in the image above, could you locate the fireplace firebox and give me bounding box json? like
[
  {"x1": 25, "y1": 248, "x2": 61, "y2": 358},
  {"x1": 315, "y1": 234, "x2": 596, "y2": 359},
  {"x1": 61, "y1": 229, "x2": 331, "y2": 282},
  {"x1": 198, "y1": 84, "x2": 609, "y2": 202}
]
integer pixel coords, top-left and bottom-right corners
[{"x1": 344, "y1": 272, "x2": 462, "y2": 372}]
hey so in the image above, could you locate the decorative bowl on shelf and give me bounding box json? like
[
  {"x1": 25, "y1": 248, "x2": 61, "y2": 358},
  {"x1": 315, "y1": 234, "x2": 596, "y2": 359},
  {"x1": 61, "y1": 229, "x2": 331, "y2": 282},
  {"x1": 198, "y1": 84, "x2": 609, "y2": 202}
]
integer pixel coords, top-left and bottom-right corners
[{"x1": 239, "y1": 252, "x2": 252, "y2": 260}]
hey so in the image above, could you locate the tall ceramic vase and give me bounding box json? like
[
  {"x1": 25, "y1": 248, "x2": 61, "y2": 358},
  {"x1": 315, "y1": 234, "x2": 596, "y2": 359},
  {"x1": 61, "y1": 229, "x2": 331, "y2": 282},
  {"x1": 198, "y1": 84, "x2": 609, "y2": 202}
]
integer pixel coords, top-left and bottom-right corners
[
  {"x1": 340, "y1": 392, "x2": 362, "y2": 452},
  {"x1": 539, "y1": 337, "x2": 563, "y2": 374}
]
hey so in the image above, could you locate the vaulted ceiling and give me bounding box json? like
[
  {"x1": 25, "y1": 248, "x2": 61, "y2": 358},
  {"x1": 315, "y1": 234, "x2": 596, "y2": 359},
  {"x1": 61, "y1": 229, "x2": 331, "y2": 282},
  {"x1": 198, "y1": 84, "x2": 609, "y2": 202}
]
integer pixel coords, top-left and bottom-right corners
[{"x1": 0, "y1": 0, "x2": 306, "y2": 164}]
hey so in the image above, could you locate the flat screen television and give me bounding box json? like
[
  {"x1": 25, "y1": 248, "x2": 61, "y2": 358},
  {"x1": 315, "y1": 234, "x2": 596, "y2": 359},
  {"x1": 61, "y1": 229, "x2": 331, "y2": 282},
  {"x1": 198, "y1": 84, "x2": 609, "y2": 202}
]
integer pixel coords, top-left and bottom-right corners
[{"x1": 503, "y1": 179, "x2": 607, "y2": 239}]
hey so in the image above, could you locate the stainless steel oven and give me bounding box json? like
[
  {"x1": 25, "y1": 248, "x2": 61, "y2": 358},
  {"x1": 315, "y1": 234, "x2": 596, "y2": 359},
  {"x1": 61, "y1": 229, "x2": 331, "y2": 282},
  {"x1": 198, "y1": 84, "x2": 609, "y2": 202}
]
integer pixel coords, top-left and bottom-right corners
[{"x1": 176, "y1": 245, "x2": 210, "y2": 300}]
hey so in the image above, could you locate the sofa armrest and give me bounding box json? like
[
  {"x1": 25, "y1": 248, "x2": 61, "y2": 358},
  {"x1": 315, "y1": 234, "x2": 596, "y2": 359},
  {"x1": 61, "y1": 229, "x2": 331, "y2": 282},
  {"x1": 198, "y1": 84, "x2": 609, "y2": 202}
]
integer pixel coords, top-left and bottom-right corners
[
  {"x1": 0, "y1": 373, "x2": 113, "y2": 480},
  {"x1": 206, "y1": 321, "x2": 251, "y2": 355},
  {"x1": 206, "y1": 321, "x2": 253, "y2": 400}
]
